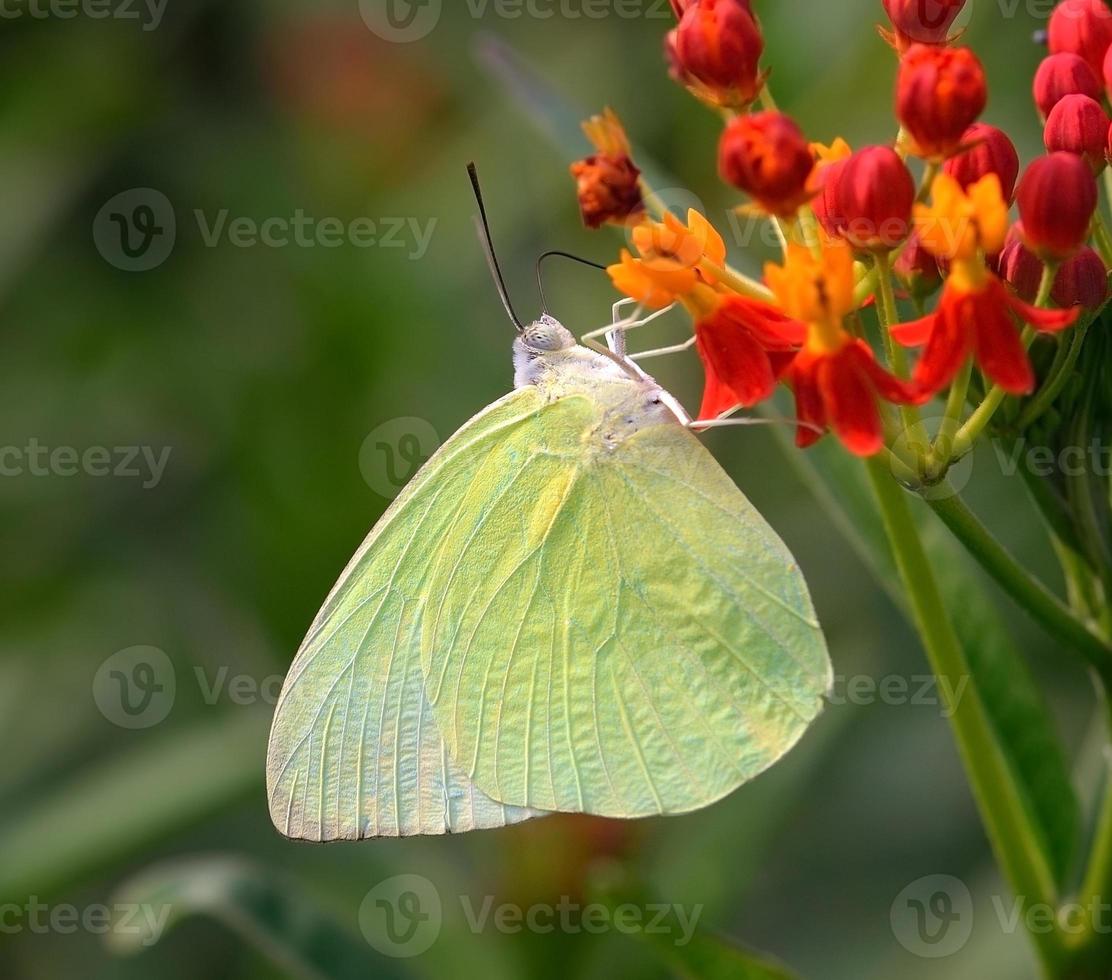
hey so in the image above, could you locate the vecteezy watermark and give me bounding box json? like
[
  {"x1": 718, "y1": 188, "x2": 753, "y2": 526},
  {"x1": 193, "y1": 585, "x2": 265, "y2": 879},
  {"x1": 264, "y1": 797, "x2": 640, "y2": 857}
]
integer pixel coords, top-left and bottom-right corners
[
  {"x1": 193, "y1": 211, "x2": 437, "y2": 259},
  {"x1": 0, "y1": 898, "x2": 171, "y2": 946},
  {"x1": 93, "y1": 646, "x2": 176, "y2": 729},
  {"x1": 890, "y1": 875, "x2": 975, "y2": 958},
  {"x1": 358, "y1": 875, "x2": 702, "y2": 957},
  {"x1": 0, "y1": 440, "x2": 172, "y2": 489},
  {"x1": 0, "y1": 0, "x2": 168, "y2": 30},
  {"x1": 359, "y1": 417, "x2": 440, "y2": 500},
  {"x1": 827, "y1": 673, "x2": 970, "y2": 718},
  {"x1": 359, "y1": 0, "x2": 671, "y2": 42},
  {"x1": 892, "y1": 875, "x2": 1112, "y2": 960},
  {"x1": 93, "y1": 189, "x2": 438, "y2": 271}
]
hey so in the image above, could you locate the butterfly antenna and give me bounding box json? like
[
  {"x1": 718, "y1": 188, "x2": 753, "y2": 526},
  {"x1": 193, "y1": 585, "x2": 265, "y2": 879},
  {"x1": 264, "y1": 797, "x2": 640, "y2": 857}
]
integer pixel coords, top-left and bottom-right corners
[
  {"x1": 468, "y1": 163, "x2": 525, "y2": 332},
  {"x1": 536, "y1": 251, "x2": 607, "y2": 315}
]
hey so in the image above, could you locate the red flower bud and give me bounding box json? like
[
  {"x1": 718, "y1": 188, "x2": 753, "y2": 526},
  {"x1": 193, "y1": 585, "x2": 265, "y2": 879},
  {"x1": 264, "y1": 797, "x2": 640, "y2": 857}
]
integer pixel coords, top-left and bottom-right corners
[
  {"x1": 1052, "y1": 246, "x2": 1108, "y2": 308},
  {"x1": 1044, "y1": 93, "x2": 1110, "y2": 171},
  {"x1": 882, "y1": 0, "x2": 967, "y2": 48},
  {"x1": 998, "y1": 226, "x2": 1043, "y2": 303},
  {"x1": 1048, "y1": 0, "x2": 1112, "y2": 78},
  {"x1": 896, "y1": 44, "x2": 987, "y2": 159},
  {"x1": 666, "y1": 0, "x2": 765, "y2": 110},
  {"x1": 942, "y1": 123, "x2": 1021, "y2": 200},
  {"x1": 835, "y1": 146, "x2": 915, "y2": 250},
  {"x1": 1016, "y1": 153, "x2": 1098, "y2": 261},
  {"x1": 894, "y1": 231, "x2": 943, "y2": 299},
  {"x1": 1034, "y1": 53, "x2": 1102, "y2": 120},
  {"x1": 718, "y1": 111, "x2": 816, "y2": 216}
]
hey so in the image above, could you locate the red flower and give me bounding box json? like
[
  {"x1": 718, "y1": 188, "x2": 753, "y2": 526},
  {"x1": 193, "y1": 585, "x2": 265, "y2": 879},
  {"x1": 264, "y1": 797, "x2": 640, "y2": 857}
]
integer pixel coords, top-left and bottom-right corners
[
  {"x1": 1044, "y1": 93, "x2": 1110, "y2": 172},
  {"x1": 718, "y1": 112, "x2": 816, "y2": 216},
  {"x1": 1053, "y1": 246, "x2": 1108, "y2": 309},
  {"x1": 666, "y1": 0, "x2": 765, "y2": 109},
  {"x1": 785, "y1": 339, "x2": 921, "y2": 456},
  {"x1": 1034, "y1": 52, "x2": 1102, "y2": 120},
  {"x1": 693, "y1": 294, "x2": 805, "y2": 419},
  {"x1": 882, "y1": 0, "x2": 967, "y2": 49},
  {"x1": 1016, "y1": 152, "x2": 1099, "y2": 261},
  {"x1": 893, "y1": 274, "x2": 1079, "y2": 396},
  {"x1": 942, "y1": 123, "x2": 1021, "y2": 201},
  {"x1": 1049, "y1": 0, "x2": 1112, "y2": 78},
  {"x1": 836, "y1": 146, "x2": 916, "y2": 249},
  {"x1": 896, "y1": 44, "x2": 987, "y2": 159}
]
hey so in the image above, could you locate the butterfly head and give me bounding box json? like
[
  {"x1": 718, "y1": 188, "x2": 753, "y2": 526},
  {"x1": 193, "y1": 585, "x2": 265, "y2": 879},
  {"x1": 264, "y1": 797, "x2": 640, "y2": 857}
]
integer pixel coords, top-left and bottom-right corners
[{"x1": 519, "y1": 315, "x2": 576, "y2": 354}]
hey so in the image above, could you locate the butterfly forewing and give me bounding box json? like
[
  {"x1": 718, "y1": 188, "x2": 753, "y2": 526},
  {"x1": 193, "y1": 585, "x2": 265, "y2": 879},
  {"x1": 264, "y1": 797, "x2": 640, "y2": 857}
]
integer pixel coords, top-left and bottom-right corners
[
  {"x1": 419, "y1": 396, "x2": 833, "y2": 818},
  {"x1": 266, "y1": 389, "x2": 547, "y2": 840}
]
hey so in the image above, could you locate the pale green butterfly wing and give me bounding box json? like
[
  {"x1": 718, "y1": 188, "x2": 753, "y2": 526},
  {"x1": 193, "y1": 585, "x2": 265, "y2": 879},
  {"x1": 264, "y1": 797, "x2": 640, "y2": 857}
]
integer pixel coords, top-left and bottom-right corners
[
  {"x1": 266, "y1": 389, "x2": 548, "y2": 840},
  {"x1": 419, "y1": 386, "x2": 832, "y2": 818}
]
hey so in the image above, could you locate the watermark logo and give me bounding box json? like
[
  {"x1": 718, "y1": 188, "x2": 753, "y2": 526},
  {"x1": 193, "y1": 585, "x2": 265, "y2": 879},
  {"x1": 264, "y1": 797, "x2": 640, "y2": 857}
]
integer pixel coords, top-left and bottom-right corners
[
  {"x1": 93, "y1": 188, "x2": 176, "y2": 272},
  {"x1": 358, "y1": 0, "x2": 442, "y2": 42},
  {"x1": 359, "y1": 875, "x2": 443, "y2": 957},
  {"x1": 93, "y1": 646, "x2": 176, "y2": 729},
  {"x1": 359, "y1": 417, "x2": 440, "y2": 499},
  {"x1": 890, "y1": 874, "x2": 974, "y2": 958}
]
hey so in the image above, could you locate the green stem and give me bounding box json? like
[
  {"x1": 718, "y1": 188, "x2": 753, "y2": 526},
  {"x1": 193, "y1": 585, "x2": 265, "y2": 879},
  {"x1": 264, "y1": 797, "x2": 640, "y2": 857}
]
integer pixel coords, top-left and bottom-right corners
[
  {"x1": 698, "y1": 258, "x2": 775, "y2": 303},
  {"x1": 1093, "y1": 213, "x2": 1112, "y2": 268},
  {"x1": 873, "y1": 250, "x2": 925, "y2": 450},
  {"x1": 926, "y1": 360, "x2": 973, "y2": 480},
  {"x1": 927, "y1": 492, "x2": 1112, "y2": 684},
  {"x1": 865, "y1": 458, "x2": 1065, "y2": 974}
]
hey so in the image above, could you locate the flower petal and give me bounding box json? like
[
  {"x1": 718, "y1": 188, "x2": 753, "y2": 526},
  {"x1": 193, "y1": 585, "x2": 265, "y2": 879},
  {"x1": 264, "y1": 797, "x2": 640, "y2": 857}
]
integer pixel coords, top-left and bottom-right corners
[
  {"x1": 816, "y1": 349, "x2": 884, "y2": 456},
  {"x1": 695, "y1": 324, "x2": 776, "y2": 419},
  {"x1": 1006, "y1": 293, "x2": 1081, "y2": 334},
  {"x1": 891, "y1": 312, "x2": 937, "y2": 347},
  {"x1": 972, "y1": 303, "x2": 1035, "y2": 395}
]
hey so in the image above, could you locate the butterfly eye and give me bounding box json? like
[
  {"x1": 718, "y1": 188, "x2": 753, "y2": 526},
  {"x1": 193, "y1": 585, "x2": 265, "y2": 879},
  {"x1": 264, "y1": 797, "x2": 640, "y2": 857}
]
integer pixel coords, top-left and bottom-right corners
[{"x1": 522, "y1": 315, "x2": 576, "y2": 352}]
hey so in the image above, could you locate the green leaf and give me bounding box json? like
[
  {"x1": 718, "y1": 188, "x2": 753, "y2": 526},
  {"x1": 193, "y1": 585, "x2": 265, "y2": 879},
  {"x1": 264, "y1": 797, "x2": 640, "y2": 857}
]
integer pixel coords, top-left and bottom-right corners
[{"x1": 107, "y1": 855, "x2": 398, "y2": 980}]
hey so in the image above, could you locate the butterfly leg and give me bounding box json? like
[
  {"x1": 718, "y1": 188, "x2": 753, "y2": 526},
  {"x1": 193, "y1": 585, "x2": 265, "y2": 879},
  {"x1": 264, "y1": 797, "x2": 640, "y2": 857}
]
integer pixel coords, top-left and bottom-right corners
[
  {"x1": 687, "y1": 415, "x2": 824, "y2": 435},
  {"x1": 581, "y1": 303, "x2": 675, "y2": 354},
  {"x1": 629, "y1": 336, "x2": 697, "y2": 361}
]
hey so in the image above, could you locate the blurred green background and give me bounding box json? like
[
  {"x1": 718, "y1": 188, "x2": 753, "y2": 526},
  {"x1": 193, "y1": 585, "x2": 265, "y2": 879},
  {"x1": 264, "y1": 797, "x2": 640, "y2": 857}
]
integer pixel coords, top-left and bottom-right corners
[{"x1": 0, "y1": 1, "x2": 1101, "y2": 978}]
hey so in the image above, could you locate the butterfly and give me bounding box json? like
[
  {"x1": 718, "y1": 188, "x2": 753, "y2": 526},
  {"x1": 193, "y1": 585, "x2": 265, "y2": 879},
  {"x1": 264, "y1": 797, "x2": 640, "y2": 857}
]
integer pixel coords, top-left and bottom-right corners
[{"x1": 265, "y1": 167, "x2": 833, "y2": 841}]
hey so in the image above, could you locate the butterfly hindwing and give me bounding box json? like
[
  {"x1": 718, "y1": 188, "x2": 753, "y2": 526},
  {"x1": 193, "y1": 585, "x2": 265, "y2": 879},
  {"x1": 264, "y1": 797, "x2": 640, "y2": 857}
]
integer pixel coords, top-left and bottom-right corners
[
  {"x1": 266, "y1": 389, "x2": 547, "y2": 839},
  {"x1": 419, "y1": 396, "x2": 833, "y2": 818}
]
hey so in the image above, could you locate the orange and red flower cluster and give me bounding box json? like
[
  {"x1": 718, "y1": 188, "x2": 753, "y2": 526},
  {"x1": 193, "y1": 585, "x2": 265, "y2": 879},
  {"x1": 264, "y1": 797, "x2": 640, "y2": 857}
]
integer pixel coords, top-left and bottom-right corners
[{"x1": 568, "y1": 0, "x2": 1109, "y2": 459}]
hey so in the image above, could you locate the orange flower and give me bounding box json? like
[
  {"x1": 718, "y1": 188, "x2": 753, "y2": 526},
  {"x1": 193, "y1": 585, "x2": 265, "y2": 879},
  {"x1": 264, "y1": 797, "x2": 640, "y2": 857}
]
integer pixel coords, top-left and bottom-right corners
[
  {"x1": 913, "y1": 172, "x2": 1008, "y2": 262},
  {"x1": 607, "y1": 210, "x2": 727, "y2": 308},
  {"x1": 766, "y1": 242, "x2": 920, "y2": 455}
]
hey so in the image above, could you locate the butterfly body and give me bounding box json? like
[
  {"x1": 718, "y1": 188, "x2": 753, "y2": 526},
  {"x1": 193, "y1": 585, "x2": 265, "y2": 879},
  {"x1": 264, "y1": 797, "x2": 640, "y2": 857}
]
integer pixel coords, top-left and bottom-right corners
[{"x1": 267, "y1": 316, "x2": 831, "y2": 840}]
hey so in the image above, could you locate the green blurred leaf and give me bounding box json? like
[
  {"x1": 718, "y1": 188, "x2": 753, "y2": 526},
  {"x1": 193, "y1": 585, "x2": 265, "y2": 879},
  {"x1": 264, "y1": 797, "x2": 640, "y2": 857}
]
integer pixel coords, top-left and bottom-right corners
[
  {"x1": 108, "y1": 855, "x2": 397, "y2": 980},
  {"x1": 0, "y1": 711, "x2": 269, "y2": 904},
  {"x1": 589, "y1": 866, "x2": 799, "y2": 980},
  {"x1": 649, "y1": 930, "x2": 800, "y2": 980}
]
